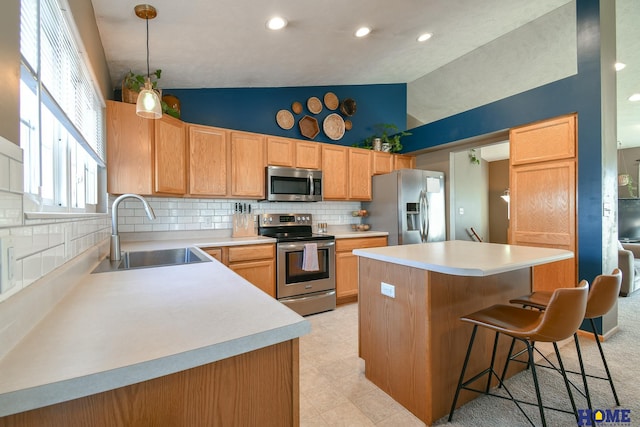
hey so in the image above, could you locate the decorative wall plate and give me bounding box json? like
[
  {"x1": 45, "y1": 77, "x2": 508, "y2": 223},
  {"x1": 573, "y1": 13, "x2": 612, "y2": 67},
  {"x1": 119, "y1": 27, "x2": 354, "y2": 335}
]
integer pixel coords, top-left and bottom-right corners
[
  {"x1": 323, "y1": 113, "x2": 345, "y2": 140},
  {"x1": 291, "y1": 101, "x2": 303, "y2": 114},
  {"x1": 340, "y1": 98, "x2": 357, "y2": 116},
  {"x1": 324, "y1": 92, "x2": 339, "y2": 110},
  {"x1": 276, "y1": 109, "x2": 294, "y2": 129},
  {"x1": 299, "y1": 115, "x2": 320, "y2": 139},
  {"x1": 344, "y1": 119, "x2": 353, "y2": 131},
  {"x1": 307, "y1": 97, "x2": 323, "y2": 114}
]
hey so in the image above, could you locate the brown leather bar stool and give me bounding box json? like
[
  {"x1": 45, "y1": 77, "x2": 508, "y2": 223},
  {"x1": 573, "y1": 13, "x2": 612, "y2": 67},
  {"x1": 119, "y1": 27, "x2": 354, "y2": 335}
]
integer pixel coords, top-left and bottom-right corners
[
  {"x1": 506, "y1": 269, "x2": 622, "y2": 411},
  {"x1": 448, "y1": 281, "x2": 588, "y2": 427}
]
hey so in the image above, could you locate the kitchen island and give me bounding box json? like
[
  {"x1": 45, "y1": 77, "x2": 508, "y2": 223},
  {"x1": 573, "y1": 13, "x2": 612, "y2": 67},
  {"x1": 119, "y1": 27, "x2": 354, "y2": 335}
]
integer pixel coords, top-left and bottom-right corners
[
  {"x1": 0, "y1": 243, "x2": 309, "y2": 426},
  {"x1": 353, "y1": 240, "x2": 573, "y2": 426}
]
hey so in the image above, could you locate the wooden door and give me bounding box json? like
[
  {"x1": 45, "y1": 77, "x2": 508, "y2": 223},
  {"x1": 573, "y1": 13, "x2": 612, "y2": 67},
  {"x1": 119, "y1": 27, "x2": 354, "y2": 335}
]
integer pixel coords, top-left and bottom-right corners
[
  {"x1": 295, "y1": 141, "x2": 322, "y2": 169},
  {"x1": 267, "y1": 136, "x2": 295, "y2": 167},
  {"x1": 188, "y1": 125, "x2": 229, "y2": 196},
  {"x1": 154, "y1": 114, "x2": 187, "y2": 195},
  {"x1": 106, "y1": 101, "x2": 153, "y2": 195},
  {"x1": 372, "y1": 151, "x2": 393, "y2": 175},
  {"x1": 321, "y1": 144, "x2": 349, "y2": 200},
  {"x1": 336, "y1": 251, "x2": 358, "y2": 301},
  {"x1": 229, "y1": 260, "x2": 276, "y2": 297},
  {"x1": 509, "y1": 114, "x2": 577, "y2": 291},
  {"x1": 393, "y1": 154, "x2": 415, "y2": 170},
  {"x1": 230, "y1": 131, "x2": 266, "y2": 198},
  {"x1": 349, "y1": 148, "x2": 373, "y2": 200}
]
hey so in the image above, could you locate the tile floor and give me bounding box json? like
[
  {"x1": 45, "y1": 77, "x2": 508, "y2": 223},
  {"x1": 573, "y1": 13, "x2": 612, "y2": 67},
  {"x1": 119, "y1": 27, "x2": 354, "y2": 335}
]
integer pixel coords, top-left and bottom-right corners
[{"x1": 299, "y1": 302, "x2": 426, "y2": 426}]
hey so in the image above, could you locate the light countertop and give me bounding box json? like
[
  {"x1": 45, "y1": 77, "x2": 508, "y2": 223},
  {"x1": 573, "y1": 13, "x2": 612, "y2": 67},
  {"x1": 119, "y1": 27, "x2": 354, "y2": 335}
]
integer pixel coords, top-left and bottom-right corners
[
  {"x1": 0, "y1": 248, "x2": 309, "y2": 417},
  {"x1": 353, "y1": 240, "x2": 573, "y2": 276}
]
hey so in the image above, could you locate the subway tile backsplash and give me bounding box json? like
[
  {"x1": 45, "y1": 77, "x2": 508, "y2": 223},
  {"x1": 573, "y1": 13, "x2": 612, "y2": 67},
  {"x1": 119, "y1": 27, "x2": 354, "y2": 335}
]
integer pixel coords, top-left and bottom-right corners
[{"x1": 112, "y1": 196, "x2": 363, "y2": 234}]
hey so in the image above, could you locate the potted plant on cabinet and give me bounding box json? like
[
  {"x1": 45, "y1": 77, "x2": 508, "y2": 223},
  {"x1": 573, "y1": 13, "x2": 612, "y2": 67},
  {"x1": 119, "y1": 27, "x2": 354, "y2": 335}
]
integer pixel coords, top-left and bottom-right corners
[{"x1": 354, "y1": 123, "x2": 411, "y2": 153}]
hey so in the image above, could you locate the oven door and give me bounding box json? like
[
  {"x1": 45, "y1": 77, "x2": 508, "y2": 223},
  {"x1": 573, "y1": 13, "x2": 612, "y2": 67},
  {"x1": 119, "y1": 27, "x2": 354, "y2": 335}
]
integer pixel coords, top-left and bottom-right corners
[{"x1": 277, "y1": 240, "x2": 335, "y2": 298}]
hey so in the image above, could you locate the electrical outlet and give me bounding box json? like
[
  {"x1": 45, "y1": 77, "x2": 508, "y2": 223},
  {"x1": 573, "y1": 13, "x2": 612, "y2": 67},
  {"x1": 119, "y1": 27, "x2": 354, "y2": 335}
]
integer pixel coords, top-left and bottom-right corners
[
  {"x1": 381, "y1": 282, "x2": 395, "y2": 298},
  {"x1": 0, "y1": 237, "x2": 16, "y2": 294}
]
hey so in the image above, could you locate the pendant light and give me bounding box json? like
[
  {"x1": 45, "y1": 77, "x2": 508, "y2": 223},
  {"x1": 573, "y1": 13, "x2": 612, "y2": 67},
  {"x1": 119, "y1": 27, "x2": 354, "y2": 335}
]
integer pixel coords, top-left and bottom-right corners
[{"x1": 135, "y1": 4, "x2": 162, "y2": 119}]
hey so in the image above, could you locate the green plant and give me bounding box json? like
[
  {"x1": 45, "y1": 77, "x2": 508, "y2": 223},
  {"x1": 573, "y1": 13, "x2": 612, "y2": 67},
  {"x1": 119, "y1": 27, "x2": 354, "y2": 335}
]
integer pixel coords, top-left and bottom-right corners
[
  {"x1": 626, "y1": 176, "x2": 637, "y2": 198},
  {"x1": 353, "y1": 123, "x2": 411, "y2": 153},
  {"x1": 123, "y1": 69, "x2": 162, "y2": 92},
  {"x1": 468, "y1": 148, "x2": 480, "y2": 165}
]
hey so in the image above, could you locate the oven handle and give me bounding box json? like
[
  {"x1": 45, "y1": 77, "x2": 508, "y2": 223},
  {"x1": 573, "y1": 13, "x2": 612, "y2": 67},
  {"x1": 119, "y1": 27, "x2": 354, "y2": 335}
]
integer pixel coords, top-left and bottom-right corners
[{"x1": 278, "y1": 241, "x2": 335, "y2": 250}]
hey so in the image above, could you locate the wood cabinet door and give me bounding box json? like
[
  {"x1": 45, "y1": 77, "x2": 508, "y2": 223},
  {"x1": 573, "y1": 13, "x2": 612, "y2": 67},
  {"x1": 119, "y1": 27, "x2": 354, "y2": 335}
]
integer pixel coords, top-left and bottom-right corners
[
  {"x1": 230, "y1": 131, "x2": 266, "y2": 198},
  {"x1": 296, "y1": 141, "x2": 322, "y2": 169},
  {"x1": 393, "y1": 154, "x2": 415, "y2": 170},
  {"x1": 336, "y1": 251, "x2": 358, "y2": 300},
  {"x1": 106, "y1": 100, "x2": 153, "y2": 195},
  {"x1": 349, "y1": 148, "x2": 372, "y2": 200},
  {"x1": 154, "y1": 115, "x2": 187, "y2": 195},
  {"x1": 372, "y1": 151, "x2": 393, "y2": 175},
  {"x1": 267, "y1": 136, "x2": 295, "y2": 167},
  {"x1": 510, "y1": 114, "x2": 576, "y2": 166},
  {"x1": 188, "y1": 125, "x2": 229, "y2": 196},
  {"x1": 203, "y1": 247, "x2": 223, "y2": 262},
  {"x1": 510, "y1": 159, "x2": 576, "y2": 291},
  {"x1": 321, "y1": 144, "x2": 349, "y2": 200},
  {"x1": 230, "y1": 259, "x2": 276, "y2": 297}
]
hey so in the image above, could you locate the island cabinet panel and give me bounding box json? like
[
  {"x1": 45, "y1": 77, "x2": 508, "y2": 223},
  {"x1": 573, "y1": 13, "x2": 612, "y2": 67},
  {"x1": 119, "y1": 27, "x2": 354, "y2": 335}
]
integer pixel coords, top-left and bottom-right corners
[
  {"x1": 154, "y1": 114, "x2": 187, "y2": 195},
  {"x1": 230, "y1": 131, "x2": 266, "y2": 198},
  {"x1": 348, "y1": 148, "x2": 373, "y2": 200},
  {"x1": 267, "y1": 136, "x2": 295, "y2": 167},
  {"x1": 372, "y1": 151, "x2": 393, "y2": 175},
  {"x1": 393, "y1": 154, "x2": 415, "y2": 170},
  {"x1": 295, "y1": 141, "x2": 322, "y2": 170},
  {"x1": 321, "y1": 144, "x2": 349, "y2": 200},
  {"x1": 358, "y1": 258, "x2": 530, "y2": 426},
  {"x1": 509, "y1": 113, "x2": 577, "y2": 292},
  {"x1": 106, "y1": 100, "x2": 153, "y2": 195},
  {"x1": 0, "y1": 340, "x2": 300, "y2": 427},
  {"x1": 188, "y1": 125, "x2": 229, "y2": 196},
  {"x1": 335, "y1": 236, "x2": 387, "y2": 304}
]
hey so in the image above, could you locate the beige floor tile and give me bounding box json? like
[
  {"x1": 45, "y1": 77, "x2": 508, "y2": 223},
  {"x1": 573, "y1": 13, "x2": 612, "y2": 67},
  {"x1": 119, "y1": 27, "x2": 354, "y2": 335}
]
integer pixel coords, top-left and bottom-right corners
[
  {"x1": 352, "y1": 387, "x2": 408, "y2": 424},
  {"x1": 319, "y1": 401, "x2": 376, "y2": 427},
  {"x1": 302, "y1": 380, "x2": 351, "y2": 414}
]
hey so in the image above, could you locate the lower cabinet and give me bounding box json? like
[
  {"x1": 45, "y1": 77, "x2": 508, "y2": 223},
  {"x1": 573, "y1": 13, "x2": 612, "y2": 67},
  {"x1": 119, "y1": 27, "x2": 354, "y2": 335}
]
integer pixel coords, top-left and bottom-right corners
[
  {"x1": 203, "y1": 244, "x2": 276, "y2": 297},
  {"x1": 335, "y1": 236, "x2": 388, "y2": 304}
]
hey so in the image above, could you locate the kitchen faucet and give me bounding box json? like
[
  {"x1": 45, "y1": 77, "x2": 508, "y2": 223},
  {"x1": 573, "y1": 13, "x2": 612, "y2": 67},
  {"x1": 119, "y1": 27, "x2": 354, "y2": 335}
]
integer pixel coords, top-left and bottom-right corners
[{"x1": 110, "y1": 194, "x2": 156, "y2": 261}]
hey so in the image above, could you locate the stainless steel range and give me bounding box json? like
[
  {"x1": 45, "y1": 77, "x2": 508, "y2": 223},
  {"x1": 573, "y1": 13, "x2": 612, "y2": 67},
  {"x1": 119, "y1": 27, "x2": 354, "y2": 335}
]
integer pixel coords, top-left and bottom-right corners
[{"x1": 258, "y1": 213, "x2": 336, "y2": 316}]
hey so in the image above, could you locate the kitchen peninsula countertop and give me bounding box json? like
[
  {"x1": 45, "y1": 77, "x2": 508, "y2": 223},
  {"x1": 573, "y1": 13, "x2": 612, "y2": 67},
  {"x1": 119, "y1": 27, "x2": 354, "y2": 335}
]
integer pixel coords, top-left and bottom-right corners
[
  {"x1": 0, "y1": 245, "x2": 309, "y2": 417},
  {"x1": 353, "y1": 240, "x2": 573, "y2": 276}
]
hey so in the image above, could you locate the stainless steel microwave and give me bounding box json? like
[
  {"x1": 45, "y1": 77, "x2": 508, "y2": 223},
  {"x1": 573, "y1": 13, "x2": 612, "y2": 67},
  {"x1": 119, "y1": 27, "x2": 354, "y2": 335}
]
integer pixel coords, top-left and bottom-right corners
[{"x1": 264, "y1": 166, "x2": 322, "y2": 202}]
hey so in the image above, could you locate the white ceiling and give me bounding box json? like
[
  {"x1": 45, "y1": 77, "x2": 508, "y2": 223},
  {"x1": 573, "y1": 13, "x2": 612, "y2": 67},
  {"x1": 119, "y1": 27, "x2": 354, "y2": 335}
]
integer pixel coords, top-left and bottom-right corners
[{"x1": 90, "y1": 0, "x2": 639, "y2": 148}]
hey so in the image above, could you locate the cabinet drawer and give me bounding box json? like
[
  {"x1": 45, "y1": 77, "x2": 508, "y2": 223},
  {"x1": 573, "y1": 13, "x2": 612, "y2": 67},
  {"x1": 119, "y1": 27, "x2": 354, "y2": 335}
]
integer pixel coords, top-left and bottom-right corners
[
  {"x1": 203, "y1": 248, "x2": 223, "y2": 262},
  {"x1": 228, "y1": 244, "x2": 275, "y2": 262},
  {"x1": 336, "y1": 236, "x2": 387, "y2": 253}
]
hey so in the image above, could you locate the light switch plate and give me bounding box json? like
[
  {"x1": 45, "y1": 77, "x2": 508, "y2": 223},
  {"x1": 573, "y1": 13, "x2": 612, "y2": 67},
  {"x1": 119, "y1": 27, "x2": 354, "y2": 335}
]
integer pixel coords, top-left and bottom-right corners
[
  {"x1": 0, "y1": 236, "x2": 16, "y2": 294},
  {"x1": 381, "y1": 282, "x2": 395, "y2": 298}
]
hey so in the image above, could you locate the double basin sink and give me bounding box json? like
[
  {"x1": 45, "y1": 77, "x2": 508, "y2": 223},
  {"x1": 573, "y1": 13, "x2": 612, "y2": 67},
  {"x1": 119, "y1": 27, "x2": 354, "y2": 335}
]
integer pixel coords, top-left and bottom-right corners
[{"x1": 92, "y1": 247, "x2": 210, "y2": 274}]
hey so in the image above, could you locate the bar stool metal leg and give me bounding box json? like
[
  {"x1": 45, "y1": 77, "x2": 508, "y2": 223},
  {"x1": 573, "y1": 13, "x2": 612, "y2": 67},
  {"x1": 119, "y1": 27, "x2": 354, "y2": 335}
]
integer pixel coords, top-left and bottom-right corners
[
  {"x1": 573, "y1": 332, "x2": 592, "y2": 412},
  {"x1": 553, "y1": 342, "x2": 579, "y2": 422},
  {"x1": 449, "y1": 325, "x2": 478, "y2": 422},
  {"x1": 526, "y1": 340, "x2": 547, "y2": 427},
  {"x1": 590, "y1": 318, "x2": 620, "y2": 406}
]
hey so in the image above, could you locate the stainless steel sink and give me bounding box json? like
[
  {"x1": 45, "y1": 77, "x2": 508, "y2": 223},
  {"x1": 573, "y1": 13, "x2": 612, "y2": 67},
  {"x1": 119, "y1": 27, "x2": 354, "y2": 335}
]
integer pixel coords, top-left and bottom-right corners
[{"x1": 92, "y1": 247, "x2": 210, "y2": 273}]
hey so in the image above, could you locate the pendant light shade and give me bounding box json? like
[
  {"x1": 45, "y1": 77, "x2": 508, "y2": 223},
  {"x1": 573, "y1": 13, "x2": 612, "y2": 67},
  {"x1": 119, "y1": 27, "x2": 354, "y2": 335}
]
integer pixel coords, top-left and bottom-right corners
[{"x1": 135, "y1": 4, "x2": 161, "y2": 119}]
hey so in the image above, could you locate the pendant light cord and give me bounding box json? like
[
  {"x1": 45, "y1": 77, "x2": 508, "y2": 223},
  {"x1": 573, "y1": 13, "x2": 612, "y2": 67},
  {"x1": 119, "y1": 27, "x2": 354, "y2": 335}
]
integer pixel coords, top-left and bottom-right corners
[{"x1": 146, "y1": 17, "x2": 150, "y2": 79}]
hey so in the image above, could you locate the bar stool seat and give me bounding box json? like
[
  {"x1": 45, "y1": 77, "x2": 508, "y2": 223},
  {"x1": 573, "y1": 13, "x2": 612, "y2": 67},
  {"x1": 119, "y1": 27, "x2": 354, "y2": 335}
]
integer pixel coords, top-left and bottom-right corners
[
  {"x1": 449, "y1": 280, "x2": 589, "y2": 427},
  {"x1": 507, "y1": 269, "x2": 622, "y2": 410}
]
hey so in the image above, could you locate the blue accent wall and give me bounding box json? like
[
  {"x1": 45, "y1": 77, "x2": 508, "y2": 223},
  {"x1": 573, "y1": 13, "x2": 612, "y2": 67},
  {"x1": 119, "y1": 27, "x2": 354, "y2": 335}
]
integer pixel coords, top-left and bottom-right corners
[
  {"x1": 403, "y1": 0, "x2": 605, "y2": 288},
  {"x1": 162, "y1": 84, "x2": 406, "y2": 147}
]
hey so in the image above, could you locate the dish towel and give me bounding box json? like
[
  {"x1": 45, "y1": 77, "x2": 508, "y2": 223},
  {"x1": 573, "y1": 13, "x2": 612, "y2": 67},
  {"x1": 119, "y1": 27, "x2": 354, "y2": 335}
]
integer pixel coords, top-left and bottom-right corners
[{"x1": 302, "y1": 243, "x2": 319, "y2": 271}]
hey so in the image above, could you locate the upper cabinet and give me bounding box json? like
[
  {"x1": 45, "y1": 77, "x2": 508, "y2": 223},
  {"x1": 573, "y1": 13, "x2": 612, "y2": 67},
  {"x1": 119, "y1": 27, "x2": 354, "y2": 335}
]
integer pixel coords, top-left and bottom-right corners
[
  {"x1": 348, "y1": 148, "x2": 372, "y2": 200},
  {"x1": 322, "y1": 144, "x2": 349, "y2": 200},
  {"x1": 230, "y1": 131, "x2": 266, "y2": 198},
  {"x1": 267, "y1": 137, "x2": 322, "y2": 170},
  {"x1": 188, "y1": 124, "x2": 229, "y2": 197},
  {"x1": 372, "y1": 151, "x2": 393, "y2": 175},
  {"x1": 510, "y1": 114, "x2": 576, "y2": 165},
  {"x1": 107, "y1": 100, "x2": 186, "y2": 196},
  {"x1": 295, "y1": 141, "x2": 322, "y2": 170},
  {"x1": 393, "y1": 154, "x2": 416, "y2": 170}
]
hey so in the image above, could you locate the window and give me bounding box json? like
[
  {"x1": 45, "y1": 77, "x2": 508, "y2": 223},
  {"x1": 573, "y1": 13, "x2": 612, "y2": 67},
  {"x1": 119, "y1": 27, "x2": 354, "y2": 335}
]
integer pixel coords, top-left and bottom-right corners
[{"x1": 20, "y1": 0, "x2": 105, "y2": 211}]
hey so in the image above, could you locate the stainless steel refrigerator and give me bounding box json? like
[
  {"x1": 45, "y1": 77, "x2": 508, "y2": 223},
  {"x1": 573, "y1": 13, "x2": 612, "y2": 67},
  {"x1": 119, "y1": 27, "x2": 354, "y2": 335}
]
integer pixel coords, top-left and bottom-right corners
[{"x1": 364, "y1": 169, "x2": 446, "y2": 245}]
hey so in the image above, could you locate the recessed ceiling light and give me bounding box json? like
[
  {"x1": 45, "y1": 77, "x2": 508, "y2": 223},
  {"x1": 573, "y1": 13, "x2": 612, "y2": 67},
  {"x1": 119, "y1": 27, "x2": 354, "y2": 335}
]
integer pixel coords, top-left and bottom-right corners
[
  {"x1": 267, "y1": 16, "x2": 287, "y2": 30},
  {"x1": 355, "y1": 27, "x2": 371, "y2": 38},
  {"x1": 629, "y1": 93, "x2": 640, "y2": 102},
  {"x1": 417, "y1": 33, "x2": 432, "y2": 42},
  {"x1": 615, "y1": 62, "x2": 626, "y2": 71}
]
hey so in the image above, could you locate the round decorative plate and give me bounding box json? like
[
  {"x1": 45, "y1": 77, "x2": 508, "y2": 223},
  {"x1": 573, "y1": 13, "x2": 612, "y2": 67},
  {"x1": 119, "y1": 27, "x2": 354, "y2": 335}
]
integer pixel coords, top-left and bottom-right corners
[
  {"x1": 276, "y1": 109, "x2": 294, "y2": 130},
  {"x1": 344, "y1": 119, "x2": 353, "y2": 131},
  {"x1": 324, "y1": 92, "x2": 339, "y2": 110},
  {"x1": 299, "y1": 115, "x2": 320, "y2": 139},
  {"x1": 323, "y1": 113, "x2": 346, "y2": 141},
  {"x1": 307, "y1": 96, "x2": 323, "y2": 114},
  {"x1": 340, "y1": 98, "x2": 357, "y2": 116},
  {"x1": 291, "y1": 101, "x2": 303, "y2": 114}
]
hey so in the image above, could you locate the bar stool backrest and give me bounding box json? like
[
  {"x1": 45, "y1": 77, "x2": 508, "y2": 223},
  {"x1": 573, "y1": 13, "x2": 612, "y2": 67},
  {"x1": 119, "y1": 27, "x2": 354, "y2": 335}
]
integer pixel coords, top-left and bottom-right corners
[
  {"x1": 529, "y1": 280, "x2": 589, "y2": 343},
  {"x1": 585, "y1": 269, "x2": 622, "y2": 319}
]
